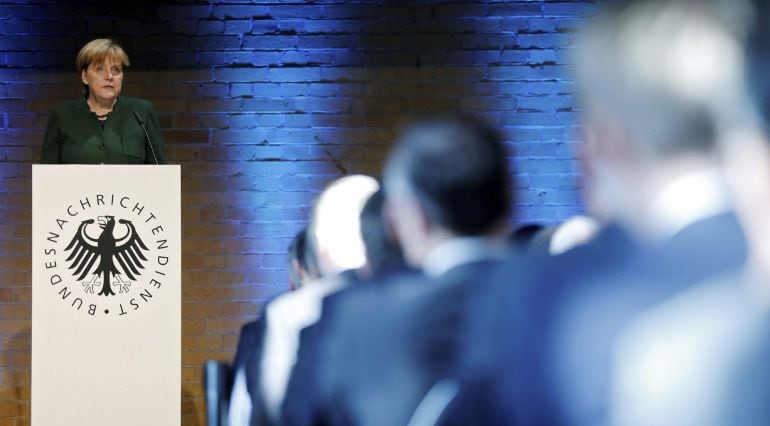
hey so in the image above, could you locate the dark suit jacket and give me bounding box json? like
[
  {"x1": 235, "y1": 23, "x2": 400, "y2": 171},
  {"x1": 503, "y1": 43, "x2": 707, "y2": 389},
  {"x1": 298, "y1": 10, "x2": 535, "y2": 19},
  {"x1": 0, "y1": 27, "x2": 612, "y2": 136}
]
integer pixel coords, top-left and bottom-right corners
[
  {"x1": 301, "y1": 258, "x2": 511, "y2": 426},
  {"x1": 280, "y1": 270, "x2": 362, "y2": 426},
  {"x1": 232, "y1": 319, "x2": 266, "y2": 393},
  {"x1": 239, "y1": 307, "x2": 274, "y2": 426},
  {"x1": 609, "y1": 271, "x2": 770, "y2": 426},
  {"x1": 41, "y1": 96, "x2": 167, "y2": 164},
  {"x1": 445, "y1": 213, "x2": 748, "y2": 425},
  {"x1": 249, "y1": 269, "x2": 362, "y2": 426},
  {"x1": 278, "y1": 267, "x2": 421, "y2": 425}
]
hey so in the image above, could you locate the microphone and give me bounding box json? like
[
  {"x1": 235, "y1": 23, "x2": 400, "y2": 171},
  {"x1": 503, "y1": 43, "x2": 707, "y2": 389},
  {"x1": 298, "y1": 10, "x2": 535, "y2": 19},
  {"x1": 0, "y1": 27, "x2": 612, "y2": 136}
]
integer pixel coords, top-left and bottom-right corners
[{"x1": 133, "y1": 111, "x2": 159, "y2": 165}]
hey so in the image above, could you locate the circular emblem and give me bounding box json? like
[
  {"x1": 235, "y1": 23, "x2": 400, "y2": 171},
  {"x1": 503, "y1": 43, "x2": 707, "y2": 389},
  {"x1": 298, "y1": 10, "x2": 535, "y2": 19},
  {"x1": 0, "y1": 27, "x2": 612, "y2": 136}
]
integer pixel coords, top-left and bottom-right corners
[{"x1": 41, "y1": 193, "x2": 172, "y2": 317}]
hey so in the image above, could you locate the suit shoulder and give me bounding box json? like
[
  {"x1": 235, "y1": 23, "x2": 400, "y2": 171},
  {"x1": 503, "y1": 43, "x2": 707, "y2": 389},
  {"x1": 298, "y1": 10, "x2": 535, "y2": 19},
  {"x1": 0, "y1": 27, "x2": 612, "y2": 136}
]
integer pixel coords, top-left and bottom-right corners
[
  {"x1": 50, "y1": 98, "x2": 86, "y2": 115},
  {"x1": 240, "y1": 319, "x2": 263, "y2": 336}
]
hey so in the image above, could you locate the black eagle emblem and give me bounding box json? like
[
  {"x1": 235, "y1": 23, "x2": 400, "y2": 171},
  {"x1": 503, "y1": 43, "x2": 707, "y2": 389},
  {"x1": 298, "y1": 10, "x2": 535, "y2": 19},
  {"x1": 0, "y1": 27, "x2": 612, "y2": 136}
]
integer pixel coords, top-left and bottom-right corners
[{"x1": 64, "y1": 216, "x2": 149, "y2": 296}]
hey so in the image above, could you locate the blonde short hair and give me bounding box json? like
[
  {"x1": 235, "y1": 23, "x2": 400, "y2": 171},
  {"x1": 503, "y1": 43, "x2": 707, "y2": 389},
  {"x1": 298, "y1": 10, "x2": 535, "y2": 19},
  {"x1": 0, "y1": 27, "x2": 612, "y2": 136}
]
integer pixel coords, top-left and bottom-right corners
[{"x1": 75, "y1": 38, "x2": 130, "y2": 72}]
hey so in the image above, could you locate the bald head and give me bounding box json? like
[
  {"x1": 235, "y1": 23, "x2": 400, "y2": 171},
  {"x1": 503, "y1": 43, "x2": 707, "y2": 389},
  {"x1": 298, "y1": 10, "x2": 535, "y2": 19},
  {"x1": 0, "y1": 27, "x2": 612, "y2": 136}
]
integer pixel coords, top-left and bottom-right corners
[{"x1": 309, "y1": 174, "x2": 380, "y2": 277}]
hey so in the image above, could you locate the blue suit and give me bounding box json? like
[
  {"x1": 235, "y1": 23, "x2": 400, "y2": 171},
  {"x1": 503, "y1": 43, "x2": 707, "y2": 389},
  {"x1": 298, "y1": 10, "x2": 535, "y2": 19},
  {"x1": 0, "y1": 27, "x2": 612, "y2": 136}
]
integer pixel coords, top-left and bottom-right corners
[
  {"x1": 298, "y1": 259, "x2": 510, "y2": 426},
  {"x1": 610, "y1": 271, "x2": 770, "y2": 426},
  {"x1": 281, "y1": 266, "x2": 416, "y2": 426},
  {"x1": 448, "y1": 213, "x2": 748, "y2": 425}
]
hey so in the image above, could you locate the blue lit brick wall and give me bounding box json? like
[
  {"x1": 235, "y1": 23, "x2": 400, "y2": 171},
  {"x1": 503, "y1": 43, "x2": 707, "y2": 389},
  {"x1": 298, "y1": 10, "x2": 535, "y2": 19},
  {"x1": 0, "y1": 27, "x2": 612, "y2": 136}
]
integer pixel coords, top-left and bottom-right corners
[{"x1": 0, "y1": 1, "x2": 595, "y2": 424}]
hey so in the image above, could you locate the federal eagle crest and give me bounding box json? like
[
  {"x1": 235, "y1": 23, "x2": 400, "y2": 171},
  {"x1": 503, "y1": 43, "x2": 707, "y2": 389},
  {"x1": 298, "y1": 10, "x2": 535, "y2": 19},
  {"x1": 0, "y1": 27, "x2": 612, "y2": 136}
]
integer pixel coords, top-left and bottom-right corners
[{"x1": 64, "y1": 216, "x2": 149, "y2": 297}]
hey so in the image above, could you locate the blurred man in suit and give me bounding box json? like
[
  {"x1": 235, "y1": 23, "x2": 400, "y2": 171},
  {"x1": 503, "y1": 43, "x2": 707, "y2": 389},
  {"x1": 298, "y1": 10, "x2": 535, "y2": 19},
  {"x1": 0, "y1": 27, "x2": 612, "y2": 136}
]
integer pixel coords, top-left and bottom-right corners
[
  {"x1": 280, "y1": 187, "x2": 412, "y2": 425},
  {"x1": 443, "y1": 1, "x2": 753, "y2": 424},
  {"x1": 228, "y1": 175, "x2": 378, "y2": 426},
  {"x1": 382, "y1": 114, "x2": 511, "y2": 276},
  {"x1": 298, "y1": 114, "x2": 514, "y2": 426},
  {"x1": 608, "y1": 2, "x2": 770, "y2": 425},
  {"x1": 228, "y1": 227, "x2": 320, "y2": 425}
]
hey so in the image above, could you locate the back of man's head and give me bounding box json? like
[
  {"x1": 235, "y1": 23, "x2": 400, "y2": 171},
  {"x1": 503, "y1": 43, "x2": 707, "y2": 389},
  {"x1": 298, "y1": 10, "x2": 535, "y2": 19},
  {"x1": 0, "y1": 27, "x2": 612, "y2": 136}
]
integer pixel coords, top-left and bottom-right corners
[
  {"x1": 359, "y1": 188, "x2": 405, "y2": 277},
  {"x1": 575, "y1": 0, "x2": 749, "y2": 161},
  {"x1": 286, "y1": 227, "x2": 321, "y2": 290},
  {"x1": 384, "y1": 114, "x2": 511, "y2": 237},
  {"x1": 310, "y1": 174, "x2": 380, "y2": 278}
]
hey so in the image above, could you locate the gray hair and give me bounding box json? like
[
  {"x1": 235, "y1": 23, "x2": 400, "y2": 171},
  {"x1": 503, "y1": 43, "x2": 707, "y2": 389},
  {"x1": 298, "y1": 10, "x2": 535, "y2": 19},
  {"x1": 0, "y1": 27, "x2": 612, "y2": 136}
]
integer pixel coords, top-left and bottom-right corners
[{"x1": 574, "y1": 0, "x2": 752, "y2": 160}]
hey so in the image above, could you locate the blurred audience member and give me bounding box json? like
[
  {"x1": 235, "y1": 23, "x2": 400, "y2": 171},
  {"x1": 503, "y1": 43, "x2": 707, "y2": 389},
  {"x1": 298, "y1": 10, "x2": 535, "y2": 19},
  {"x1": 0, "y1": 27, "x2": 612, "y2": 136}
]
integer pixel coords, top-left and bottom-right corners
[
  {"x1": 228, "y1": 319, "x2": 266, "y2": 426},
  {"x1": 611, "y1": 274, "x2": 770, "y2": 426},
  {"x1": 383, "y1": 114, "x2": 511, "y2": 273},
  {"x1": 228, "y1": 227, "x2": 320, "y2": 425},
  {"x1": 358, "y1": 188, "x2": 407, "y2": 279},
  {"x1": 286, "y1": 228, "x2": 321, "y2": 291},
  {"x1": 281, "y1": 187, "x2": 411, "y2": 425},
  {"x1": 303, "y1": 114, "x2": 513, "y2": 425},
  {"x1": 254, "y1": 174, "x2": 378, "y2": 424},
  {"x1": 609, "y1": 1, "x2": 770, "y2": 425},
  {"x1": 539, "y1": 0, "x2": 749, "y2": 423},
  {"x1": 449, "y1": 1, "x2": 753, "y2": 424}
]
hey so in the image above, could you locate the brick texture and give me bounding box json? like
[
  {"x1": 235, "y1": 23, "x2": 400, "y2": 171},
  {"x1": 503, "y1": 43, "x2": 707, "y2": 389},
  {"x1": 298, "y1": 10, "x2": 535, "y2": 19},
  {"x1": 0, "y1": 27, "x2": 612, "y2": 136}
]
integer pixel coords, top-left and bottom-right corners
[{"x1": 0, "y1": 1, "x2": 595, "y2": 424}]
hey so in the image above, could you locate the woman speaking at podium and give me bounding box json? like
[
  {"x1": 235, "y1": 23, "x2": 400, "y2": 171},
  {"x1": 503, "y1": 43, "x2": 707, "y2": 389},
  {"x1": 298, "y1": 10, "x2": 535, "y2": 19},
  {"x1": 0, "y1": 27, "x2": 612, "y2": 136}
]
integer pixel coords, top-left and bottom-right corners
[{"x1": 40, "y1": 38, "x2": 167, "y2": 164}]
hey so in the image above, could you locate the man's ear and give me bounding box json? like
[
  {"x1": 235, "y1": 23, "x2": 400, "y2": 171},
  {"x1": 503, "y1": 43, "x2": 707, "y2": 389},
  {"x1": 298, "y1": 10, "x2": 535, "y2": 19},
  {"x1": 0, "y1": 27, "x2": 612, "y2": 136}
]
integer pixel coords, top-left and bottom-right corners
[
  {"x1": 383, "y1": 193, "x2": 432, "y2": 267},
  {"x1": 382, "y1": 203, "x2": 401, "y2": 247},
  {"x1": 582, "y1": 111, "x2": 635, "y2": 168},
  {"x1": 384, "y1": 194, "x2": 430, "y2": 241},
  {"x1": 578, "y1": 111, "x2": 638, "y2": 222}
]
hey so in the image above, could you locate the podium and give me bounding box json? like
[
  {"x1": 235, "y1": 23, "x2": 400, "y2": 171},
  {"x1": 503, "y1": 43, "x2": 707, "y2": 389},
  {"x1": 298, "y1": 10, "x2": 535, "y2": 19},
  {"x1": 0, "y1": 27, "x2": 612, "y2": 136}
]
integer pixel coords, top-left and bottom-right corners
[{"x1": 31, "y1": 165, "x2": 181, "y2": 425}]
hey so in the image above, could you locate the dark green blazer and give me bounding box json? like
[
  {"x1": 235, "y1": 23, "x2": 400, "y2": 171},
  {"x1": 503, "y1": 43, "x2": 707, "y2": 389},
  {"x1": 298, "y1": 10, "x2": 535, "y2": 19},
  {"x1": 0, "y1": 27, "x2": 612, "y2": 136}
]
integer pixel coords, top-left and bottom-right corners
[{"x1": 41, "y1": 96, "x2": 167, "y2": 164}]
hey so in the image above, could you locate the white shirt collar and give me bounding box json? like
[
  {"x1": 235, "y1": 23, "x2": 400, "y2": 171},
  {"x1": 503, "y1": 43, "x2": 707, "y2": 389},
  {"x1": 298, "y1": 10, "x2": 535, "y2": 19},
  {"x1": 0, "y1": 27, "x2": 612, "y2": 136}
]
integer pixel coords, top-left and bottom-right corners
[
  {"x1": 647, "y1": 167, "x2": 731, "y2": 239},
  {"x1": 421, "y1": 236, "x2": 507, "y2": 278}
]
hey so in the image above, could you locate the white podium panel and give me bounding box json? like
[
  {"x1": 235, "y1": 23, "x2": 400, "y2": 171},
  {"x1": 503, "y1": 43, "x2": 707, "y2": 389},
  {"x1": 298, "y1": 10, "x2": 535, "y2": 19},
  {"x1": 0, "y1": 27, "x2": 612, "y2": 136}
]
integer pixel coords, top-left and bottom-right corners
[{"x1": 32, "y1": 165, "x2": 181, "y2": 426}]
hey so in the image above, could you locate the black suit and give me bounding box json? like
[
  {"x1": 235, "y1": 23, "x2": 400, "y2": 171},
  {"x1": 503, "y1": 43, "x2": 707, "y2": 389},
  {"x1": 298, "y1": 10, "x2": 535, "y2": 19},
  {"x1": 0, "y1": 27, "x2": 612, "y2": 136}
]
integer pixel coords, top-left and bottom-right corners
[
  {"x1": 447, "y1": 213, "x2": 748, "y2": 425},
  {"x1": 281, "y1": 266, "x2": 416, "y2": 426},
  {"x1": 235, "y1": 308, "x2": 273, "y2": 426},
  {"x1": 233, "y1": 320, "x2": 264, "y2": 376},
  {"x1": 610, "y1": 271, "x2": 770, "y2": 425},
  {"x1": 300, "y1": 258, "x2": 510, "y2": 426}
]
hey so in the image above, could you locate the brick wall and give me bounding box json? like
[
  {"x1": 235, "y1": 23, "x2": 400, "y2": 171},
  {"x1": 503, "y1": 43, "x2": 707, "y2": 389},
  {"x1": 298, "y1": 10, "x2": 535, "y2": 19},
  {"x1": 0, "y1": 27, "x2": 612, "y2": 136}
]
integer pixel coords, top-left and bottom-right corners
[{"x1": 0, "y1": 1, "x2": 594, "y2": 424}]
